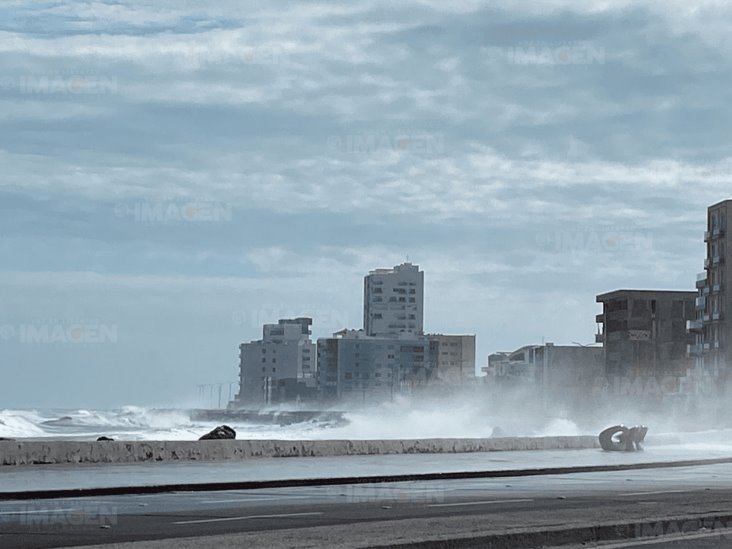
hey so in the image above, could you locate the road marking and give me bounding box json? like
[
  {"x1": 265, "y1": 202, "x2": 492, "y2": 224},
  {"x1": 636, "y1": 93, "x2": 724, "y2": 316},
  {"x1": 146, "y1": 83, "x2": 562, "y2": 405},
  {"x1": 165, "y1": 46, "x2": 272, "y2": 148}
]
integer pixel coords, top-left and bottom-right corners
[
  {"x1": 173, "y1": 511, "x2": 323, "y2": 525},
  {"x1": 619, "y1": 489, "x2": 687, "y2": 497},
  {"x1": 428, "y1": 498, "x2": 533, "y2": 508},
  {"x1": 0, "y1": 508, "x2": 78, "y2": 515},
  {"x1": 200, "y1": 495, "x2": 312, "y2": 504}
]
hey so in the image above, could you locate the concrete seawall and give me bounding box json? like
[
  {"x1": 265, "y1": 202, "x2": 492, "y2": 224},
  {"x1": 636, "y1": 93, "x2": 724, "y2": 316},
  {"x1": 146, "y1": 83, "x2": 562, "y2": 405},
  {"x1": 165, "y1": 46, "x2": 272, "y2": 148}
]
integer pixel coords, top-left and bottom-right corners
[{"x1": 0, "y1": 436, "x2": 599, "y2": 466}]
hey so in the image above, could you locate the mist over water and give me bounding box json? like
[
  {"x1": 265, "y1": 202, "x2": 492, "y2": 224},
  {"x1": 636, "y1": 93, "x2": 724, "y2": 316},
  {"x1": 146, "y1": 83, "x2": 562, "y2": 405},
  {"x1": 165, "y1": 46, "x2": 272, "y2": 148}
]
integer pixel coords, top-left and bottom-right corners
[{"x1": 2, "y1": 385, "x2": 732, "y2": 449}]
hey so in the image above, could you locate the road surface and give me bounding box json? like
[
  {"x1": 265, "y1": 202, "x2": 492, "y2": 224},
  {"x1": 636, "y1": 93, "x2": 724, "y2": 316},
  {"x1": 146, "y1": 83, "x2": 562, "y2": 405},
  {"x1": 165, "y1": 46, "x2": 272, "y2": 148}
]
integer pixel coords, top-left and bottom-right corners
[{"x1": 3, "y1": 461, "x2": 732, "y2": 547}]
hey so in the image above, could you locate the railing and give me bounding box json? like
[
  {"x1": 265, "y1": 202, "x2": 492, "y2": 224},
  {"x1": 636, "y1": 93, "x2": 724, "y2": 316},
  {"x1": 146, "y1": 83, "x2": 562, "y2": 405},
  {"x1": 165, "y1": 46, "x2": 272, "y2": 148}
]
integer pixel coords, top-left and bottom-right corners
[
  {"x1": 686, "y1": 319, "x2": 703, "y2": 332},
  {"x1": 687, "y1": 343, "x2": 705, "y2": 356}
]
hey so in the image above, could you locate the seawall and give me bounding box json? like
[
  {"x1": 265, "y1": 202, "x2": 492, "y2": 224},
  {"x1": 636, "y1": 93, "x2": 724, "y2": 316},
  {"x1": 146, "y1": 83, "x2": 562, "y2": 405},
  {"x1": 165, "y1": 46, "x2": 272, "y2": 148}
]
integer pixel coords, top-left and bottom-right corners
[{"x1": 0, "y1": 436, "x2": 599, "y2": 466}]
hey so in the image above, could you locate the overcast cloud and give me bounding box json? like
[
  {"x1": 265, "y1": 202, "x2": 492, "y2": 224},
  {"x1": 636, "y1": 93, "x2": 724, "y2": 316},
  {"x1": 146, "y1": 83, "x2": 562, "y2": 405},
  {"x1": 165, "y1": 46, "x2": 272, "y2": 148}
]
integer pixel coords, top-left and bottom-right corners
[{"x1": 0, "y1": 0, "x2": 729, "y2": 407}]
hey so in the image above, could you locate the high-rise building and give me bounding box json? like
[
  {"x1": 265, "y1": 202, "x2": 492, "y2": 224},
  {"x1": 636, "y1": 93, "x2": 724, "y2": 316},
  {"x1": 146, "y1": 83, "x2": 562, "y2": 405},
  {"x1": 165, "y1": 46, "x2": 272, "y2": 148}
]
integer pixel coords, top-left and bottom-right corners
[
  {"x1": 595, "y1": 290, "x2": 696, "y2": 390},
  {"x1": 689, "y1": 199, "x2": 732, "y2": 391},
  {"x1": 234, "y1": 317, "x2": 316, "y2": 407},
  {"x1": 363, "y1": 262, "x2": 424, "y2": 337},
  {"x1": 317, "y1": 329, "x2": 436, "y2": 403}
]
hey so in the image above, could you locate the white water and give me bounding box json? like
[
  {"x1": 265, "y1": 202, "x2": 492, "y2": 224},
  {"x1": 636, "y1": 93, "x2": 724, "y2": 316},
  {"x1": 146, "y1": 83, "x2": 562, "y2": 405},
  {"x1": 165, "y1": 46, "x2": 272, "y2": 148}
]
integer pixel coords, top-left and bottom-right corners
[
  {"x1": 0, "y1": 402, "x2": 587, "y2": 441},
  {"x1": 3, "y1": 398, "x2": 732, "y2": 446}
]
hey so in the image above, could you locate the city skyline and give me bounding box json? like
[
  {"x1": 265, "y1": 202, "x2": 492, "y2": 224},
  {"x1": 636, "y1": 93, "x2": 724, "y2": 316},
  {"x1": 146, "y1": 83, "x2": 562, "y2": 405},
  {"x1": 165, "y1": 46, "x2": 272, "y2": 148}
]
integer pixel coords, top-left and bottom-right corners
[{"x1": 2, "y1": 1, "x2": 730, "y2": 408}]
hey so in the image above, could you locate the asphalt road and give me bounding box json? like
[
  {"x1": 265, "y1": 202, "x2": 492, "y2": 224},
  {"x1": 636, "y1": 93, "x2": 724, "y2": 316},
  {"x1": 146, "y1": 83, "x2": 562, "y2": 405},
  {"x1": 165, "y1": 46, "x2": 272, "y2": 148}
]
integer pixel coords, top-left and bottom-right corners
[{"x1": 3, "y1": 463, "x2": 732, "y2": 548}]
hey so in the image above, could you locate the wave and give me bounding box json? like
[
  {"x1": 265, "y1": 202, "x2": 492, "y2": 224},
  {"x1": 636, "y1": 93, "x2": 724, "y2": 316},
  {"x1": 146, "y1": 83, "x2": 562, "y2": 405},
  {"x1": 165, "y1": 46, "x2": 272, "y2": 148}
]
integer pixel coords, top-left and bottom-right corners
[
  {"x1": 4, "y1": 397, "x2": 732, "y2": 444},
  {"x1": 0, "y1": 407, "x2": 349, "y2": 441}
]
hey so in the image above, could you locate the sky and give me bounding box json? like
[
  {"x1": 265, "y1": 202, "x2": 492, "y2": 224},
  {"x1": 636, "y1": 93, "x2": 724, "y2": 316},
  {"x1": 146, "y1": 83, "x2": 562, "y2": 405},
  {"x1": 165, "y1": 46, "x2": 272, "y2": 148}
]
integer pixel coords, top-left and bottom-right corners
[{"x1": 0, "y1": 0, "x2": 730, "y2": 408}]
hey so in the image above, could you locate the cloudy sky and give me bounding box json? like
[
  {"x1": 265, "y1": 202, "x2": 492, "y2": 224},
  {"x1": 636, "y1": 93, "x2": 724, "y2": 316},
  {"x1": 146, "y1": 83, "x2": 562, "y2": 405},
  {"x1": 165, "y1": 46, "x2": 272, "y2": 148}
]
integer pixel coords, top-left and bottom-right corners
[{"x1": 0, "y1": 0, "x2": 730, "y2": 408}]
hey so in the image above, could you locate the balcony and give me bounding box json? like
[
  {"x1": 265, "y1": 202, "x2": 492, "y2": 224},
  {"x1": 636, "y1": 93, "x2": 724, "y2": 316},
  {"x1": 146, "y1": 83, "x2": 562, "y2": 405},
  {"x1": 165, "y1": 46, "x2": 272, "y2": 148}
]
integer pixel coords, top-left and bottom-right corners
[
  {"x1": 703, "y1": 313, "x2": 711, "y2": 322},
  {"x1": 705, "y1": 230, "x2": 711, "y2": 242},
  {"x1": 686, "y1": 319, "x2": 704, "y2": 332},
  {"x1": 695, "y1": 296, "x2": 706, "y2": 310},
  {"x1": 712, "y1": 311, "x2": 724, "y2": 321},
  {"x1": 595, "y1": 313, "x2": 604, "y2": 323},
  {"x1": 712, "y1": 283, "x2": 723, "y2": 294},
  {"x1": 595, "y1": 333, "x2": 604, "y2": 343},
  {"x1": 696, "y1": 272, "x2": 708, "y2": 288},
  {"x1": 687, "y1": 343, "x2": 704, "y2": 357},
  {"x1": 713, "y1": 255, "x2": 726, "y2": 266}
]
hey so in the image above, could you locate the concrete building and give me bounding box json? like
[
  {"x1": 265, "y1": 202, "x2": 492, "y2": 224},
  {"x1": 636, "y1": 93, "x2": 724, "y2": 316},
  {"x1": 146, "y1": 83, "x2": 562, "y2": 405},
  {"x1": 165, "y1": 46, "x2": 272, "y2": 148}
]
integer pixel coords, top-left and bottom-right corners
[
  {"x1": 317, "y1": 329, "x2": 437, "y2": 404},
  {"x1": 363, "y1": 262, "x2": 424, "y2": 337},
  {"x1": 596, "y1": 290, "x2": 696, "y2": 395},
  {"x1": 428, "y1": 334, "x2": 476, "y2": 385},
  {"x1": 689, "y1": 199, "x2": 732, "y2": 392},
  {"x1": 234, "y1": 318, "x2": 316, "y2": 407},
  {"x1": 483, "y1": 343, "x2": 603, "y2": 408}
]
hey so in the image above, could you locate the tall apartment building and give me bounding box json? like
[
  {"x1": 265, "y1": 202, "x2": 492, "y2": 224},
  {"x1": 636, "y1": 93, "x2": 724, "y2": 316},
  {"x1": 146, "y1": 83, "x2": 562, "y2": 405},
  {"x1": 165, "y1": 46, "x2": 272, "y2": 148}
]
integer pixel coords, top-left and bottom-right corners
[
  {"x1": 428, "y1": 334, "x2": 476, "y2": 384},
  {"x1": 596, "y1": 290, "x2": 696, "y2": 389},
  {"x1": 363, "y1": 262, "x2": 424, "y2": 337},
  {"x1": 234, "y1": 318, "x2": 316, "y2": 407},
  {"x1": 317, "y1": 329, "x2": 436, "y2": 403},
  {"x1": 689, "y1": 199, "x2": 732, "y2": 389}
]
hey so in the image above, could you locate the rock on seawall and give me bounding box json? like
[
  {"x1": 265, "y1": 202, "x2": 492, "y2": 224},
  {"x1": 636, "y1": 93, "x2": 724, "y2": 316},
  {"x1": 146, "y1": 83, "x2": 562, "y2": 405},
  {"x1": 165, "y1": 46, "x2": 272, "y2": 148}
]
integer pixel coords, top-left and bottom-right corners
[{"x1": 0, "y1": 436, "x2": 599, "y2": 466}]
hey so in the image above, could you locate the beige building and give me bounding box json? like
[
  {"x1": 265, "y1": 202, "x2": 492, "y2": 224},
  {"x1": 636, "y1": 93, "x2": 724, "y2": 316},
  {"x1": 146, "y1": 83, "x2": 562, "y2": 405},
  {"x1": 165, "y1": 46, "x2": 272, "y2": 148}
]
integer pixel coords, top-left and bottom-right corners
[{"x1": 428, "y1": 334, "x2": 476, "y2": 384}]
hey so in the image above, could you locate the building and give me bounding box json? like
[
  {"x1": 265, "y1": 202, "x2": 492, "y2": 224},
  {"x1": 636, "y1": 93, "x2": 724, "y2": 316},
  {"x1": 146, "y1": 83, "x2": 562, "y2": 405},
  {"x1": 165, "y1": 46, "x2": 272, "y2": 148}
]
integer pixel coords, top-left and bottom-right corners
[
  {"x1": 363, "y1": 262, "x2": 424, "y2": 337},
  {"x1": 482, "y1": 343, "x2": 603, "y2": 408},
  {"x1": 428, "y1": 334, "x2": 476, "y2": 385},
  {"x1": 317, "y1": 329, "x2": 437, "y2": 403},
  {"x1": 689, "y1": 199, "x2": 732, "y2": 392},
  {"x1": 234, "y1": 318, "x2": 316, "y2": 407},
  {"x1": 596, "y1": 290, "x2": 696, "y2": 395}
]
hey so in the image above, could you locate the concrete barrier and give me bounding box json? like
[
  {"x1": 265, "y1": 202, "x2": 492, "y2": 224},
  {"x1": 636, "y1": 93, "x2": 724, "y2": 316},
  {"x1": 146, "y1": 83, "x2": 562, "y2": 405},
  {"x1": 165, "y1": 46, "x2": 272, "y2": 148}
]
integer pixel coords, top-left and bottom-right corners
[{"x1": 0, "y1": 436, "x2": 599, "y2": 466}]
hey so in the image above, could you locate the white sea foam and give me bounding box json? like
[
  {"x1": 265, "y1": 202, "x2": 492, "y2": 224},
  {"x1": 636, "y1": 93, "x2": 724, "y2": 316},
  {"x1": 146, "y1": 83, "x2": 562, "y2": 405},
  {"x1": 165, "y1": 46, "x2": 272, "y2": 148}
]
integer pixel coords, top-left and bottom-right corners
[{"x1": 3, "y1": 396, "x2": 732, "y2": 446}]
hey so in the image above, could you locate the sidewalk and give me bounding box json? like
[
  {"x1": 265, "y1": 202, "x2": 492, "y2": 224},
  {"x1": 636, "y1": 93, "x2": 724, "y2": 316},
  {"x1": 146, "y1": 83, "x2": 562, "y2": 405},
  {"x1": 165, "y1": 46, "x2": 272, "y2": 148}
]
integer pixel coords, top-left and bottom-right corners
[{"x1": 1, "y1": 445, "x2": 730, "y2": 494}]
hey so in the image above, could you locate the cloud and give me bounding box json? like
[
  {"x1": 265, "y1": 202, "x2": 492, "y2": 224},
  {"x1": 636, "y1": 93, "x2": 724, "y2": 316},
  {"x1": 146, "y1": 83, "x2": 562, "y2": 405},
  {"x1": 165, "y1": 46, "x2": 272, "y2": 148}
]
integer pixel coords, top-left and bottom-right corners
[{"x1": 0, "y1": 0, "x2": 727, "y2": 406}]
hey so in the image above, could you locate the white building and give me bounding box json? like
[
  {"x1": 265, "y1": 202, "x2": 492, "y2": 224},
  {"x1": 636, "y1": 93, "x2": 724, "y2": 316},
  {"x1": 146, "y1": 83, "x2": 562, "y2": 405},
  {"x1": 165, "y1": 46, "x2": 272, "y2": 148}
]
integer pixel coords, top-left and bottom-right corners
[
  {"x1": 234, "y1": 318, "x2": 316, "y2": 407},
  {"x1": 363, "y1": 262, "x2": 424, "y2": 337}
]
